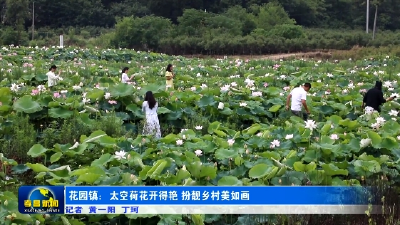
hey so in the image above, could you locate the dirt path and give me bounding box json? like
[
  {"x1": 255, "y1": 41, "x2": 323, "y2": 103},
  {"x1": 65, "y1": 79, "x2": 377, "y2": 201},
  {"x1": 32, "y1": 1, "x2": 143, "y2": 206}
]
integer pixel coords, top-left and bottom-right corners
[{"x1": 183, "y1": 51, "x2": 333, "y2": 60}]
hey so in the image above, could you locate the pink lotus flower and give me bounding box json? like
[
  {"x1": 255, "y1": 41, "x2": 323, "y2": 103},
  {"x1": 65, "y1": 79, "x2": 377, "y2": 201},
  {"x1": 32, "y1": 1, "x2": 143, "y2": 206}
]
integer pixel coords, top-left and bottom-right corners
[
  {"x1": 53, "y1": 92, "x2": 60, "y2": 98},
  {"x1": 31, "y1": 89, "x2": 39, "y2": 95},
  {"x1": 108, "y1": 100, "x2": 117, "y2": 104},
  {"x1": 263, "y1": 83, "x2": 268, "y2": 87}
]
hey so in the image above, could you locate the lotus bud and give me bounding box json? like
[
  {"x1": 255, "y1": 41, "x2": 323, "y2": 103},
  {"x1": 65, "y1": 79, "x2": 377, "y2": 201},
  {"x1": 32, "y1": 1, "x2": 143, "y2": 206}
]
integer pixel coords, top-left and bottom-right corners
[{"x1": 4, "y1": 200, "x2": 8, "y2": 206}]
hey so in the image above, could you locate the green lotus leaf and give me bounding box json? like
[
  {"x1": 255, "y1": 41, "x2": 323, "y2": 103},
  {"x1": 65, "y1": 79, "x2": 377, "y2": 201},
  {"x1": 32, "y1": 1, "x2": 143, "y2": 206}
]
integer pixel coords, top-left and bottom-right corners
[
  {"x1": 26, "y1": 163, "x2": 50, "y2": 172},
  {"x1": 157, "y1": 107, "x2": 172, "y2": 114},
  {"x1": 27, "y1": 144, "x2": 48, "y2": 157},
  {"x1": 86, "y1": 89, "x2": 104, "y2": 99},
  {"x1": 0, "y1": 87, "x2": 12, "y2": 104},
  {"x1": 13, "y1": 95, "x2": 42, "y2": 113},
  {"x1": 249, "y1": 164, "x2": 277, "y2": 179},
  {"x1": 269, "y1": 104, "x2": 281, "y2": 112},
  {"x1": 48, "y1": 107, "x2": 73, "y2": 119},
  {"x1": 109, "y1": 83, "x2": 135, "y2": 97},
  {"x1": 139, "y1": 83, "x2": 165, "y2": 95}
]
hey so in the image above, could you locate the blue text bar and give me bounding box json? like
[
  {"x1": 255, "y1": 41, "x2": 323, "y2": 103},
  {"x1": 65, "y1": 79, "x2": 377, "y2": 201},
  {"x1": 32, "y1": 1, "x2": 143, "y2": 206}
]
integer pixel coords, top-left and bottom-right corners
[{"x1": 64, "y1": 186, "x2": 372, "y2": 205}]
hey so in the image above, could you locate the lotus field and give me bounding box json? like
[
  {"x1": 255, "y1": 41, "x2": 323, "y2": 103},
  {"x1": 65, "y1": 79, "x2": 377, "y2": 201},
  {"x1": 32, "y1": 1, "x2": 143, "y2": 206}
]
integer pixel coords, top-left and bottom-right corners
[{"x1": 1, "y1": 46, "x2": 400, "y2": 224}]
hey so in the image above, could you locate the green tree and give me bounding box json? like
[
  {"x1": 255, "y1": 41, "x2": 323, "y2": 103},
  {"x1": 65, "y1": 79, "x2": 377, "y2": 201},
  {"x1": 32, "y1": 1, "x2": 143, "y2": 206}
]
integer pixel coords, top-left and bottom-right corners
[
  {"x1": 224, "y1": 6, "x2": 257, "y2": 35},
  {"x1": 255, "y1": 2, "x2": 296, "y2": 30},
  {"x1": 4, "y1": 0, "x2": 29, "y2": 45},
  {"x1": 113, "y1": 16, "x2": 173, "y2": 50}
]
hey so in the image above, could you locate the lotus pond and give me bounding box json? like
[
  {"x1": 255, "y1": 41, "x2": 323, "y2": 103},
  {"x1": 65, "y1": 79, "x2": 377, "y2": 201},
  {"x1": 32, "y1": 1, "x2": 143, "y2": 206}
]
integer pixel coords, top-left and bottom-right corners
[{"x1": 0, "y1": 46, "x2": 400, "y2": 224}]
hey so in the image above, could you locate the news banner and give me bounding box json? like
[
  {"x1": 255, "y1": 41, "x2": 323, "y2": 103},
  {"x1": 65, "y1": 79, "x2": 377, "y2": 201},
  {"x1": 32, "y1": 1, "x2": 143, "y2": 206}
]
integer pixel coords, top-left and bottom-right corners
[{"x1": 18, "y1": 186, "x2": 381, "y2": 215}]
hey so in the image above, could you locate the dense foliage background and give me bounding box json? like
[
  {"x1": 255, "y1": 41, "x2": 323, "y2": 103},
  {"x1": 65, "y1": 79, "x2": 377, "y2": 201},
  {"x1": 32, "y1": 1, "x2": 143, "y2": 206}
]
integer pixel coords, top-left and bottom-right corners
[{"x1": 1, "y1": 0, "x2": 400, "y2": 54}]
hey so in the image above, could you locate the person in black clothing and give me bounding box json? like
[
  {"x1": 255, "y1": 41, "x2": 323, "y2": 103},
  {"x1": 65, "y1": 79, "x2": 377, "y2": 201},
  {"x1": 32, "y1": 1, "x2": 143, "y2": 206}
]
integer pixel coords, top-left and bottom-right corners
[{"x1": 362, "y1": 81, "x2": 395, "y2": 112}]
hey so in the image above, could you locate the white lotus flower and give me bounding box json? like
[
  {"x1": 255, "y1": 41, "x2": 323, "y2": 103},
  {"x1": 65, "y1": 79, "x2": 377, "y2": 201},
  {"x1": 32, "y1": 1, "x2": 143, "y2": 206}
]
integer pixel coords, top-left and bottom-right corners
[
  {"x1": 360, "y1": 138, "x2": 371, "y2": 148},
  {"x1": 10, "y1": 83, "x2": 19, "y2": 92},
  {"x1": 220, "y1": 85, "x2": 230, "y2": 92},
  {"x1": 376, "y1": 117, "x2": 386, "y2": 124},
  {"x1": 115, "y1": 150, "x2": 127, "y2": 160},
  {"x1": 364, "y1": 106, "x2": 375, "y2": 115},
  {"x1": 37, "y1": 85, "x2": 46, "y2": 92},
  {"x1": 244, "y1": 78, "x2": 254, "y2": 87},
  {"x1": 285, "y1": 134, "x2": 293, "y2": 139},
  {"x1": 218, "y1": 102, "x2": 224, "y2": 109},
  {"x1": 251, "y1": 91, "x2": 262, "y2": 97},
  {"x1": 195, "y1": 126, "x2": 202, "y2": 130},
  {"x1": 304, "y1": 120, "x2": 317, "y2": 130},
  {"x1": 270, "y1": 140, "x2": 280, "y2": 148},
  {"x1": 227, "y1": 139, "x2": 235, "y2": 146},
  {"x1": 194, "y1": 150, "x2": 202, "y2": 156},
  {"x1": 82, "y1": 98, "x2": 90, "y2": 104},
  {"x1": 390, "y1": 93, "x2": 399, "y2": 99},
  {"x1": 383, "y1": 81, "x2": 392, "y2": 88},
  {"x1": 330, "y1": 134, "x2": 339, "y2": 140},
  {"x1": 239, "y1": 102, "x2": 247, "y2": 107},
  {"x1": 176, "y1": 139, "x2": 183, "y2": 145},
  {"x1": 104, "y1": 92, "x2": 111, "y2": 99},
  {"x1": 371, "y1": 122, "x2": 380, "y2": 129},
  {"x1": 389, "y1": 110, "x2": 398, "y2": 117}
]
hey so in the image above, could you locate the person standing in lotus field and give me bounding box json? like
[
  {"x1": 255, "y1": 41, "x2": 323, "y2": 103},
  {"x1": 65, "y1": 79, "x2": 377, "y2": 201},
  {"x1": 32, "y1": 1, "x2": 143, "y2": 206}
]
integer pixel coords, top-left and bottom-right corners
[
  {"x1": 285, "y1": 83, "x2": 311, "y2": 121},
  {"x1": 362, "y1": 81, "x2": 395, "y2": 112},
  {"x1": 142, "y1": 91, "x2": 161, "y2": 139},
  {"x1": 121, "y1": 67, "x2": 135, "y2": 83},
  {"x1": 47, "y1": 65, "x2": 62, "y2": 90},
  {"x1": 165, "y1": 64, "x2": 174, "y2": 90}
]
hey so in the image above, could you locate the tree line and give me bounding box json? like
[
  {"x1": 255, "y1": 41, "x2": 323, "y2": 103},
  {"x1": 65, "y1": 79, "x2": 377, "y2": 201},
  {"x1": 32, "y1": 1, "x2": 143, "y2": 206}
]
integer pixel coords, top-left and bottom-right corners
[{"x1": 2, "y1": 0, "x2": 400, "y2": 54}]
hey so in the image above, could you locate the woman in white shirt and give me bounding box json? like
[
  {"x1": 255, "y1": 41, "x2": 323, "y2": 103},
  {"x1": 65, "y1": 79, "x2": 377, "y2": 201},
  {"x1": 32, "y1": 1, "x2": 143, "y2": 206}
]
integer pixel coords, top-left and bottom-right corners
[
  {"x1": 46, "y1": 65, "x2": 62, "y2": 89},
  {"x1": 121, "y1": 67, "x2": 134, "y2": 83}
]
